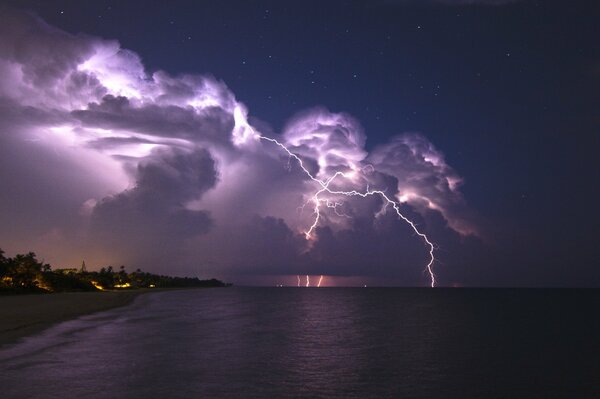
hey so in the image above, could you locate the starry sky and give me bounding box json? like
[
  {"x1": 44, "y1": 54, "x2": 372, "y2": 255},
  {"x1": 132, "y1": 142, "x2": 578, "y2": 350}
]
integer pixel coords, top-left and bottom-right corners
[{"x1": 0, "y1": 0, "x2": 597, "y2": 286}]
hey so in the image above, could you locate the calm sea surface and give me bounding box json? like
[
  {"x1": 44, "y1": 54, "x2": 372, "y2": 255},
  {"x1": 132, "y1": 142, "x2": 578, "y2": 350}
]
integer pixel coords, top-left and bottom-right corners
[{"x1": 1, "y1": 288, "x2": 600, "y2": 398}]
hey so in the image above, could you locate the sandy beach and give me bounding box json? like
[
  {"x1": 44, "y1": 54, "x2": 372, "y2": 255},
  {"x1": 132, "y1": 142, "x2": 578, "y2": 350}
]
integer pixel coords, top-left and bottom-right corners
[{"x1": 0, "y1": 290, "x2": 144, "y2": 348}]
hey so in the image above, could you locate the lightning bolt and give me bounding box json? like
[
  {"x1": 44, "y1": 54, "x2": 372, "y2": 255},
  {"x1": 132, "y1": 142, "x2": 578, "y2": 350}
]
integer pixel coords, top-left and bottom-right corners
[
  {"x1": 306, "y1": 275, "x2": 310, "y2": 287},
  {"x1": 233, "y1": 105, "x2": 436, "y2": 286},
  {"x1": 297, "y1": 275, "x2": 301, "y2": 287},
  {"x1": 257, "y1": 135, "x2": 437, "y2": 288},
  {"x1": 317, "y1": 275, "x2": 324, "y2": 287}
]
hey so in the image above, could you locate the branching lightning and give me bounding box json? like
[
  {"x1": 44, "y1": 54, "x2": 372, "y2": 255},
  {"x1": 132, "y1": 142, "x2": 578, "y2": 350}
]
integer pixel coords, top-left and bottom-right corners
[{"x1": 257, "y1": 135, "x2": 437, "y2": 288}]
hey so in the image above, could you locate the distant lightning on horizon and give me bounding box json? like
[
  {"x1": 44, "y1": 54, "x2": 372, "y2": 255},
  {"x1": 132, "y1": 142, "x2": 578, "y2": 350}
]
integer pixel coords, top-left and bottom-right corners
[{"x1": 295, "y1": 274, "x2": 323, "y2": 287}]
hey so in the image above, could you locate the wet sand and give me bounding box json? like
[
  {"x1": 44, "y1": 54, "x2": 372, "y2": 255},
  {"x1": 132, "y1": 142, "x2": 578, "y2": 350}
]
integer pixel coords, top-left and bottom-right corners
[{"x1": 0, "y1": 290, "x2": 144, "y2": 348}]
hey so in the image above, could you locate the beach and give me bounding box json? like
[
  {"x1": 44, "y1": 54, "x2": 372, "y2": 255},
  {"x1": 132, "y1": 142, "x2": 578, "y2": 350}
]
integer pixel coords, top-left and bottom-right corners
[{"x1": 0, "y1": 290, "x2": 143, "y2": 348}]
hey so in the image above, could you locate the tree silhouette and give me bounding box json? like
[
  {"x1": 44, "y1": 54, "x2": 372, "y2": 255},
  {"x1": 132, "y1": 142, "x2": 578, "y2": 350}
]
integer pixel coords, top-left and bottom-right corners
[{"x1": 0, "y1": 247, "x2": 230, "y2": 293}]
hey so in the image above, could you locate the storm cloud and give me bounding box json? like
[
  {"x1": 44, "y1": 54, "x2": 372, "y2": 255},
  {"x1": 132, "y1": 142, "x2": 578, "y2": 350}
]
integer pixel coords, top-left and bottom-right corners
[{"x1": 0, "y1": 8, "x2": 478, "y2": 285}]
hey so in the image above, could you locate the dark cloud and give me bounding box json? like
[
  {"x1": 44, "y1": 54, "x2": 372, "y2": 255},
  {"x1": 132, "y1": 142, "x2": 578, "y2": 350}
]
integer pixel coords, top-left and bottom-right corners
[
  {"x1": 233, "y1": 216, "x2": 308, "y2": 273},
  {"x1": 92, "y1": 147, "x2": 217, "y2": 233},
  {"x1": 73, "y1": 95, "x2": 235, "y2": 144},
  {"x1": 217, "y1": 202, "x2": 473, "y2": 285},
  {"x1": 90, "y1": 148, "x2": 216, "y2": 264}
]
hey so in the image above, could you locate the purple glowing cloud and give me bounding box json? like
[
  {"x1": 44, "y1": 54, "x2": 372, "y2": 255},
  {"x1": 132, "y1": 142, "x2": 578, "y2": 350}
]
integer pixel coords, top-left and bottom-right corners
[{"x1": 0, "y1": 8, "x2": 477, "y2": 285}]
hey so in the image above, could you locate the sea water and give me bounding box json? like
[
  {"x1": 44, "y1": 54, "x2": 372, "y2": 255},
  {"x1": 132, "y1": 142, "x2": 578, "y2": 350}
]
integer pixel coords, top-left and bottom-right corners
[{"x1": 1, "y1": 287, "x2": 599, "y2": 398}]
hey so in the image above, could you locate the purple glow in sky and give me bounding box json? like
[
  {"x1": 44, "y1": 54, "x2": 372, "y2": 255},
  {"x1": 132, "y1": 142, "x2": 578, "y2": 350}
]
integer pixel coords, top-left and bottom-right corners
[{"x1": 0, "y1": 8, "x2": 477, "y2": 286}]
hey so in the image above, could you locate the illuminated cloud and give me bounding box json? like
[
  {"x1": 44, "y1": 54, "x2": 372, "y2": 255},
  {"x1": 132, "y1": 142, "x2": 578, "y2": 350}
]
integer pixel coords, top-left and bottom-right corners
[
  {"x1": 368, "y1": 134, "x2": 476, "y2": 235},
  {"x1": 0, "y1": 8, "x2": 477, "y2": 283},
  {"x1": 281, "y1": 108, "x2": 367, "y2": 177}
]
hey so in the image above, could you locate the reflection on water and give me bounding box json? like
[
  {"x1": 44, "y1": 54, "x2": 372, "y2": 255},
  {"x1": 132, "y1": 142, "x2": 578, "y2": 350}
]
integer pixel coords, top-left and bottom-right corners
[{"x1": 1, "y1": 288, "x2": 600, "y2": 398}]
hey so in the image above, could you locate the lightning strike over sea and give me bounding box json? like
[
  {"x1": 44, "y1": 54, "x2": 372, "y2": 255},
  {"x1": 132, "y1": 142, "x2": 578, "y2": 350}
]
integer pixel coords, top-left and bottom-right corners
[
  {"x1": 256, "y1": 133, "x2": 437, "y2": 288},
  {"x1": 0, "y1": 5, "x2": 486, "y2": 292}
]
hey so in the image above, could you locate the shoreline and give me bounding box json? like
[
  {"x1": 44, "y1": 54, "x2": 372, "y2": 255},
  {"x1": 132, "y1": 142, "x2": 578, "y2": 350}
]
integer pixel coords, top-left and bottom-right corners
[{"x1": 0, "y1": 289, "x2": 162, "y2": 348}]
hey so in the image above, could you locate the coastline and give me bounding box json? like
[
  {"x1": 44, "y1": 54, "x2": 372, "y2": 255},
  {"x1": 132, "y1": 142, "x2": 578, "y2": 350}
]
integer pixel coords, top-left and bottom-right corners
[{"x1": 0, "y1": 290, "x2": 151, "y2": 348}]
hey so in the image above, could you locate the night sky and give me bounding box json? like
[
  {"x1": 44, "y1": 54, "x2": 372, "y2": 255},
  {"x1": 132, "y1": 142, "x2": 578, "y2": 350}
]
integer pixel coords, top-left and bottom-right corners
[{"x1": 0, "y1": 0, "x2": 597, "y2": 286}]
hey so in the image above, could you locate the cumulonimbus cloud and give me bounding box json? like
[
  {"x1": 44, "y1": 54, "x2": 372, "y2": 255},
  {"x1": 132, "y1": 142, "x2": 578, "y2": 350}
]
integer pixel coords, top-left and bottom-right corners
[{"x1": 0, "y1": 7, "x2": 478, "y2": 283}]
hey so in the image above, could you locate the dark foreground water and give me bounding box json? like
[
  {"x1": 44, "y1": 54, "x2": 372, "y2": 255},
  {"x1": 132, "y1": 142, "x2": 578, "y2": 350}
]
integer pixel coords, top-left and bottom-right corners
[{"x1": 1, "y1": 288, "x2": 600, "y2": 398}]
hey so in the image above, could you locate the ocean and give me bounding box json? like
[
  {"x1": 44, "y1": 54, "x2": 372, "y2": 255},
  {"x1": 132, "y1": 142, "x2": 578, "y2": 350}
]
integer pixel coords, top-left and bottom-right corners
[{"x1": 1, "y1": 287, "x2": 599, "y2": 398}]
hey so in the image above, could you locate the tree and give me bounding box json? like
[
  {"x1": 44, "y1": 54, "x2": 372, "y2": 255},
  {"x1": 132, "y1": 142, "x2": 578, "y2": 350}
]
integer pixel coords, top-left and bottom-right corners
[
  {"x1": 7, "y1": 252, "x2": 44, "y2": 289},
  {"x1": 0, "y1": 249, "x2": 8, "y2": 287},
  {"x1": 0, "y1": 248, "x2": 7, "y2": 276}
]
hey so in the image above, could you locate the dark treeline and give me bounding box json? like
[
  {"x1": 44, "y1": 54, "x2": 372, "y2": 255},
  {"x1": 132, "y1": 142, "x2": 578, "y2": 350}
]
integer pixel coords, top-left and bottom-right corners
[{"x1": 0, "y1": 249, "x2": 230, "y2": 294}]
